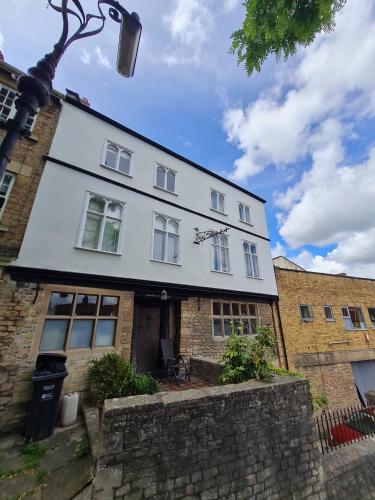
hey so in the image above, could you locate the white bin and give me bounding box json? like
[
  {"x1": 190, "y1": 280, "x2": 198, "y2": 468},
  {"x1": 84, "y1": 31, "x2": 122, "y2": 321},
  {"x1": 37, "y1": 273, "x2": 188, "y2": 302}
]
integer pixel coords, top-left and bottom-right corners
[{"x1": 60, "y1": 392, "x2": 79, "y2": 427}]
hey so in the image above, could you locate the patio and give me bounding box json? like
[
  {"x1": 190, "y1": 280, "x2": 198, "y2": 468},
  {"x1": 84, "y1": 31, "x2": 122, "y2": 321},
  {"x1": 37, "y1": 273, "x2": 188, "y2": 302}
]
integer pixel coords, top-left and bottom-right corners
[{"x1": 159, "y1": 376, "x2": 213, "y2": 392}]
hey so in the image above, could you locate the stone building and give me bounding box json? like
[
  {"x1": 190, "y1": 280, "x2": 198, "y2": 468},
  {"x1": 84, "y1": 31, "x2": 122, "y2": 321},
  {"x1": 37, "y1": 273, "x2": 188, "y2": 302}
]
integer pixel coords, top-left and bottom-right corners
[
  {"x1": 274, "y1": 260, "x2": 375, "y2": 409},
  {"x1": 0, "y1": 59, "x2": 62, "y2": 430},
  {"x1": 0, "y1": 84, "x2": 278, "y2": 432}
]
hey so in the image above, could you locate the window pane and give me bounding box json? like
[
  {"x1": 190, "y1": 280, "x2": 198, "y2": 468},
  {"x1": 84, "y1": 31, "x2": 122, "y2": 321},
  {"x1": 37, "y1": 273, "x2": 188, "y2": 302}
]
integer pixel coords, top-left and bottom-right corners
[
  {"x1": 232, "y1": 303, "x2": 240, "y2": 316},
  {"x1": 156, "y1": 166, "x2": 165, "y2": 188},
  {"x1": 211, "y1": 243, "x2": 220, "y2": 271},
  {"x1": 88, "y1": 196, "x2": 105, "y2": 213},
  {"x1": 155, "y1": 215, "x2": 166, "y2": 231},
  {"x1": 239, "y1": 204, "x2": 244, "y2": 220},
  {"x1": 69, "y1": 319, "x2": 93, "y2": 348},
  {"x1": 212, "y1": 302, "x2": 221, "y2": 315},
  {"x1": 223, "y1": 303, "x2": 230, "y2": 315},
  {"x1": 118, "y1": 150, "x2": 131, "y2": 174},
  {"x1": 368, "y1": 308, "x2": 375, "y2": 327},
  {"x1": 153, "y1": 230, "x2": 165, "y2": 261},
  {"x1": 250, "y1": 244, "x2": 257, "y2": 254},
  {"x1": 75, "y1": 294, "x2": 98, "y2": 315},
  {"x1": 218, "y1": 194, "x2": 225, "y2": 212},
  {"x1": 243, "y1": 241, "x2": 249, "y2": 253},
  {"x1": 48, "y1": 292, "x2": 74, "y2": 315},
  {"x1": 251, "y1": 255, "x2": 260, "y2": 278},
  {"x1": 210, "y1": 190, "x2": 217, "y2": 210},
  {"x1": 221, "y1": 247, "x2": 230, "y2": 272},
  {"x1": 220, "y1": 235, "x2": 228, "y2": 247},
  {"x1": 324, "y1": 306, "x2": 333, "y2": 320},
  {"x1": 95, "y1": 319, "x2": 115, "y2": 346},
  {"x1": 105, "y1": 144, "x2": 118, "y2": 168},
  {"x1": 107, "y1": 202, "x2": 122, "y2": 219},
  {"x1": 0, "y1": 173, "x2": 13, "y2": 196},
  {"x1": 342, "y1": 307, "x2": 349, "y2": 317},
  {"x1": 167, "y1": 233, "x2": 179, "y2": 263},
  {"x1": 100, "y1": 296, "x2": 119, "y2": 316},
  {"x1": 213, "y1": 319, "x2": 222, "y2": 336},
  {"x1": 250, "y1": 318, "x2": 257, "y2": 335},
  {"x1": 242, "y1": 319, "x2": 250, "y2": 335},
  {"x1": 245, "y1": 206, "x2": 250, "y2": 223},
  {"x1": 224, "y1": 319, "x2": 231, "y2": 336},
  {"x1": 102, "y1": 218, "x2": 120, "y2": 253},
  {"x1": 300, "y1": 305, "x2": 312, "y2": 320},
  {"x1": 245, "y1": 253, "x2": 253, "y2": 277},
  {"x1": 166, "y1": 170, "x2": 175, "y2": 192},
  {"x1": 40, "y1": 319, "x2": 68, "y2": 351},
  {"x1": 82, "y1": 213, "x2": 102, "y2": 249},
  {"x1": 241, "y1": 304, "x2": 247, "y2": 315},
  {"x1": 168, "y1": 219, "x2": 179, "y2": 234},
  {"x1": 248, "y1": 304, "x2": 256, "y2": 316}
]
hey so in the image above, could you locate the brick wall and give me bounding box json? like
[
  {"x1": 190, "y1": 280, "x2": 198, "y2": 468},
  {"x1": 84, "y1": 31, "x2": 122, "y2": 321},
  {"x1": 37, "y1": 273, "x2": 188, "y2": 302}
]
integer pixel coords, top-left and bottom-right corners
[
  {"x1": 95, "y1": 377, "x2": 324, "y2": 499},
  {"x1": 0, "y1": 273, "x2": 134, "y2": 434},
  {"x1": 275, "y1": 267, "x2": 375, "y2": 409}
]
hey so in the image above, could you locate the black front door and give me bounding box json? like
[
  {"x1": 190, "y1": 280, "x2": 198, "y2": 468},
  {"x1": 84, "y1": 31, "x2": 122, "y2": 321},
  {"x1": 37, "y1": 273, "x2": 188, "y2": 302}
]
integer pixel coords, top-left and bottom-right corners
[{"x1": 132, "y1": 301, "x2": 161, "y2": 373}]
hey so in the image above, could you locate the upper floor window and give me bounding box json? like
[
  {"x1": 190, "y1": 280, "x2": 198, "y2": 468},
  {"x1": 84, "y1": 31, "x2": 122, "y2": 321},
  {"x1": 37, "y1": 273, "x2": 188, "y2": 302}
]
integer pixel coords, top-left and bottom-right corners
[
  {"x1": 0, "y1": 85, "x2": 35, "y2": 131},
  {"x1": 368, "y1": 308, "x2": 375, "y2": 328},
  {"x1": 152, "y1": 213, "x2": 180, "y2": 264},
  {"x1": 155, "y1": 164, "x2": 177, "y2": 194},
  {"x1": 324, "y1": 305, "x2": 335, "y2": 321},
  {"x1": 239, "y1": 202, "x2": 251, "y2": 224},
  {"x1": 299, "y1": 304, "x2": 314, "y2": 321},
  {"x1": 38, "y1": 289, "x2": 120, "y2": 352},
  {"x1": 210, "y1": 189, "x2": 225, "y2": 213},
  {"x1": 78, "y1": 193, "x2": 124, "y2": 254},
  {"x1": 0, "y1": 172, "x2": 15, "y2": 219},
  {"x1": 243, "y1": 241, "x2": 260, "y2": 278},
  {"x1": 342, "y1": 306, "x2": 366, "y2": 330},
  {"x1": 211, "y1": 234, "x2": 230, "y2": 273},
  {"x1": 102, "y1": 140, "x2": 132, "y2": 176}
]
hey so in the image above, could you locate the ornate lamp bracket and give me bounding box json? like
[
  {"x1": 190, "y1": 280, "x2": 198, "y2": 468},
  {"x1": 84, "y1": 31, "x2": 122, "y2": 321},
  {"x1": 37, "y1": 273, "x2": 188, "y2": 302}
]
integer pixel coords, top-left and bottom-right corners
[{"x1": 193, "y1": 227, "x2": 229, "y2": 245}]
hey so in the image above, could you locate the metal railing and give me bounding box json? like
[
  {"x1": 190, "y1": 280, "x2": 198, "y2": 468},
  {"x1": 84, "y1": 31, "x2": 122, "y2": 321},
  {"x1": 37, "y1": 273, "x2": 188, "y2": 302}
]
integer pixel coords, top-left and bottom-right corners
[{"x1": 316, "y1": 404, "x2": 375, "y2": 454}]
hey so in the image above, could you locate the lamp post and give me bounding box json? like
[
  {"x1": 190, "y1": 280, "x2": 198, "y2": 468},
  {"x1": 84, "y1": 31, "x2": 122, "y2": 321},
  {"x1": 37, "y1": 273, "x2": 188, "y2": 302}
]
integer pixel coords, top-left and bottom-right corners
[{"x1": 0, "y1": 0, "x2": 142, "y2": 180}]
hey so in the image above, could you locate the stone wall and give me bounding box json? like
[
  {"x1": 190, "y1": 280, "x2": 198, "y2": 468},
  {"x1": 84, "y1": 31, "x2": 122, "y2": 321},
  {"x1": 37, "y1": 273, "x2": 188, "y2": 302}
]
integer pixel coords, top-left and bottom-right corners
[
  {"x1": 95, "y1": 377, "x2": 324, "y2": 500},
  {"x1": 0, "y1": 274, "x2": 134, "y2": 434}
]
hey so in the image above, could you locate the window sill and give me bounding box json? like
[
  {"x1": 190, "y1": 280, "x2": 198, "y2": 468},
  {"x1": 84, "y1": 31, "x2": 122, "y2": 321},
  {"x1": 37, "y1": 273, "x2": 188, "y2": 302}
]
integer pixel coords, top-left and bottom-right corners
[
  {"x1": 344, "y1": 328, "x2": 368, "y2": 332},
  {"x1": 300, "y1": 319, "x2": 314, "y2": 322},
  {"x1": 246, "y1": 275, "x2": 262, "y2": 280},
  {"x1": 210, "y1": 208, "x2": 227, "y2": 216},
  {"x1": 27, "y1": 134, "x2": 38, "y2": 142},
  {"x1": 325, "y1": 319, "x2": 335, "y2": 322},
  {"x1": 75, "y1": 246, "x2": 122, "y2": 256},
  {"x1": 239, "y1": 219, "x2": 253, "y2": 227},
  {"x1": 150, "y1": 258, "x2": 181, "y2": 266},
  {"x1": 0, "y1": 224, "x2": 8, "y2": 232},
  {"x1": 100, "y1": 163, "x2": 133, "y2": 178},
  {"x1": 153, "y1": 185, "x2": 178, "y2": 196},
  {"x1": 211, "y1": 269, "x2": 233, "y2": 275}
]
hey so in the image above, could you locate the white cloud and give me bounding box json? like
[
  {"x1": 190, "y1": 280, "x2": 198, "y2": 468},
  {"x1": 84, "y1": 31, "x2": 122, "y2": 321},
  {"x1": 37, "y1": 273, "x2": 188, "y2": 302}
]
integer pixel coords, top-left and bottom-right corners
[
  {"x1": 163, "y1": 0, "x2": 214, "y2": 65},
  {"x1": 223, "y1": 0, "x2": 375, "y2": 179},
  {"x1": 223, "y1": 0, "x2": 240, "y2": 14},
  {"x1": 80, "y1": 48, "x2": 91, "y2": 66},
  {"x1": 271, "y1": 242, "x2": 286, "y2": 258},
  {"x1": 94, "y1": 46, "x2": 112, "y2": 70}
]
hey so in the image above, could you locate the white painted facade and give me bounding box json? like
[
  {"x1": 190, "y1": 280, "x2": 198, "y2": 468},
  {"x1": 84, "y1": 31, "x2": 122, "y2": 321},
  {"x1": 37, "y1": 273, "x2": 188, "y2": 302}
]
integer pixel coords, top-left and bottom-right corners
[{"x1": 14, "y1": 101, "x2": 277, "y2": 297}]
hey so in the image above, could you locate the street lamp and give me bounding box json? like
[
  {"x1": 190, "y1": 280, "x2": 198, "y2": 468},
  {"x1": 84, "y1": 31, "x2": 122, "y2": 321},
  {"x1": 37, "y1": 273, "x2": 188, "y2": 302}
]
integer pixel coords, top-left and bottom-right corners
[{"x1": 0, "y1": 0, "x2": 142, "y2": 180}]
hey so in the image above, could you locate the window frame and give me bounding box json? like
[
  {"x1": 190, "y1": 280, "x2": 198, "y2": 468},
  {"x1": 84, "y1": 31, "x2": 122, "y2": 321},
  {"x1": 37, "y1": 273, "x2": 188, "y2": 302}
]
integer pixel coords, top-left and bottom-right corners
[
  {"x1": 32, "y1": 285, "x2": 124, "y2": 356},
  {"x1": 342, "y1": 306, "x2": 367, "y2": 330},
  {"x1": 368, "y1": 308, "x2": 375, "y2": 329},
  {"x1": 238, "y1": 202, "x2": 252, "y2": 225},
  {"x1": 323, "y1": 305, "x2": 335, "y2": 322},
  {"x1": 154, "y1": 162, "x2": 178, "y2": 195},
  {"x1": 0, "y1": 171, "x2": 16, "y2": 220},
  {"x1": 242, "y1": 240, "x2": 261, "y2": 279},
  {"x1": 76, "y1": 192, "x2": 126, "y2": 255},
  {"x1": 101, "y1": 139, "x2": 133, "y2": 177},
  {"x1": 299, "y1": 304, "x2": 314, "y2": 322},
  {"x1": 210, "y1": 189, "x2": 226, "y2": 215},
  {"x1": 211, "y1": 300, "x2": 259, "y2": 340},
  {"x1": 0, "y1": 83, "x2": 37, "y2": 132},
  {"x1": 210, "y1": 233, "x2": 231, "y2": 274},
  {"x1": 151, "y1": 212, "x2": 181, "y2": 265}
]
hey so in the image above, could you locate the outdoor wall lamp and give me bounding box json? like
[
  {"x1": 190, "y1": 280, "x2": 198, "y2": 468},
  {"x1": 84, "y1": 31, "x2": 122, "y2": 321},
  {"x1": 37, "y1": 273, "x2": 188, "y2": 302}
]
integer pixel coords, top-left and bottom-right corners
[
  {"x1": 161, "y1": 290, "x2": 168, "y2": 301},
  {"x1": 0, "y1": 0, "x2": 142, "y2": 180}
]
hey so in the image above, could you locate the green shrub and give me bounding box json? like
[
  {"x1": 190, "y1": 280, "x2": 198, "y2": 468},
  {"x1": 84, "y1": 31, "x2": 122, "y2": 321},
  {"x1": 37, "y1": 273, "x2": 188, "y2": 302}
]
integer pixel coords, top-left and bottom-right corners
[
  {"x1": 312, "y1": 392, "x2": 329, "y2": 411},
  {"x1": 88, "y1": 353, "x2": 160, "y2": 401},
  {"x1": 220, "y1": 324, "x2": 276, "y2": 384},
  {"x1": 270, "y1": 366, "x2": 304, "y2": 378}
]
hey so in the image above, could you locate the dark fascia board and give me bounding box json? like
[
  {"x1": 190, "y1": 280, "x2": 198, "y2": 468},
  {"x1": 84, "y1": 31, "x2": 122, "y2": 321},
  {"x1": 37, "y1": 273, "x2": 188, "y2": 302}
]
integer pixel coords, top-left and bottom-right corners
[
  {"x1": 45, "y1": 155, "x2": 270, "y2": 242},
  {"x1": 8, "y1": 266, "x2": 279, "y2": 303},
  {"x1": 274, "y1": 266, "x2": 375, "y2": 283},
  {"x1": 64, "y1": 96, "x2": 266, "y2": 205},
  {"x1": 0, "y1": 60, "x2": 64, "y2": 101}
]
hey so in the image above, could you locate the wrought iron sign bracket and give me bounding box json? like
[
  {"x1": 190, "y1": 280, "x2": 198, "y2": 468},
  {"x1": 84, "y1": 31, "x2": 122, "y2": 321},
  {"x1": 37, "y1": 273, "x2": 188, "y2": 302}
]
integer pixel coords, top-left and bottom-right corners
[{"x1": 193, "y1": 227, "x2": 229, "y2": 245}]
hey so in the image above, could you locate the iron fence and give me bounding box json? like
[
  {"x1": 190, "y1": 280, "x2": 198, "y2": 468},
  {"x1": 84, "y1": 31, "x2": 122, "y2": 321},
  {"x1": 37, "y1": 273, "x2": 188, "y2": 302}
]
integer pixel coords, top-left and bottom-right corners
[{"x1": 316, "y1": 404, "x2": 375, "y2": 454}]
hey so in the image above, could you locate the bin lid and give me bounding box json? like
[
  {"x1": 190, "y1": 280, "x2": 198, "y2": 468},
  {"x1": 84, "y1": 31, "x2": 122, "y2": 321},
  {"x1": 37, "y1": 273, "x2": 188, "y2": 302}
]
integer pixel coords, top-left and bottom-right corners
[{"x1": 35, "y1": 353, "x2": 67, "y2": 374}]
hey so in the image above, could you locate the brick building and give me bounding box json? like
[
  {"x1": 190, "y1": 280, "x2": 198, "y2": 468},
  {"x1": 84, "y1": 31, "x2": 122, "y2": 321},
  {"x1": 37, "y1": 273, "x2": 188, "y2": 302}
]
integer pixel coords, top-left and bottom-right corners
[
  {"x1": 274, "y1": 257, "x2": 375, "y2": 409},
  {"x1": 0, "y1": 75, "x2": 279, "y2": 432},
  {"x1": 0, "y1": 59, "x2": 62, "y2": 430}
]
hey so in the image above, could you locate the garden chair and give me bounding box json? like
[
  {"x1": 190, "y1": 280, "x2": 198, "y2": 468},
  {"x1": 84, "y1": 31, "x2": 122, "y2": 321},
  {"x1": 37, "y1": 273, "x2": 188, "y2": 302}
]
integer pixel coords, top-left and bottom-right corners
[{"x1": 160, "y1": 339, "x2": 191, "y2": 386}]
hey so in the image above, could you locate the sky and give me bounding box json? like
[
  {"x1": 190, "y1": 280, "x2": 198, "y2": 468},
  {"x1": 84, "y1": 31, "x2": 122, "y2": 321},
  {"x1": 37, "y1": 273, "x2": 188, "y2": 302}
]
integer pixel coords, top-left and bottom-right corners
[{"x1": 1, "y1": 0, "x2": 375, "y2": 277}]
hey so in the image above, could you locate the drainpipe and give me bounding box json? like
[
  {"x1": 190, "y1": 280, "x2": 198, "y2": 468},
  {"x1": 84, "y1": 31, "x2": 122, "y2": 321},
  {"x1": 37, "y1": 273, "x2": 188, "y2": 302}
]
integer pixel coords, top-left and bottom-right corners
[{"x1": 273, "y1": 301, "x2": 289, "y2": 370}]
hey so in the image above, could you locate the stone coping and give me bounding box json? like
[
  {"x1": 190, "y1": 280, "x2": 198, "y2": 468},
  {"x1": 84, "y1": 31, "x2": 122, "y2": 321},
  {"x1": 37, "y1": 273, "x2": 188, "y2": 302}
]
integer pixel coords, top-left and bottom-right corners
[{"x1": 103, "y1": 375, "x2": 305, "y2": 415}]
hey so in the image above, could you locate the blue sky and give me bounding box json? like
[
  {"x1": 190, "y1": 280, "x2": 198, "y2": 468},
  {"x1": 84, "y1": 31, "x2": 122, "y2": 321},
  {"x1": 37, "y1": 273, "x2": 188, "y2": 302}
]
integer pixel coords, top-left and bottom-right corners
[{"x1": 1, "y1": 0, "x2": 375, "y2": 277}]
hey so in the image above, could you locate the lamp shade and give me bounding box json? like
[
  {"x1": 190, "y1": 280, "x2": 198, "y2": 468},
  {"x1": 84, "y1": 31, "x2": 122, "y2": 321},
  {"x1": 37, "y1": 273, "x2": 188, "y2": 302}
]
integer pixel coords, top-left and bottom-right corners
[{"x1": 116, "y1": 11, "x2": 142, "y2": 78}]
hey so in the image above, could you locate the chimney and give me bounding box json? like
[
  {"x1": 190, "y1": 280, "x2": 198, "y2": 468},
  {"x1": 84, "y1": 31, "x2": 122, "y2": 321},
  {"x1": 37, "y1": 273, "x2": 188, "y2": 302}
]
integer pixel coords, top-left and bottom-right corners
[
  {"x1": 80, "y1": 97, "x2": 90, "y2": 107},
  {"x1": 336, "y1": 273, "x2": 347, "y2": 276}
]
